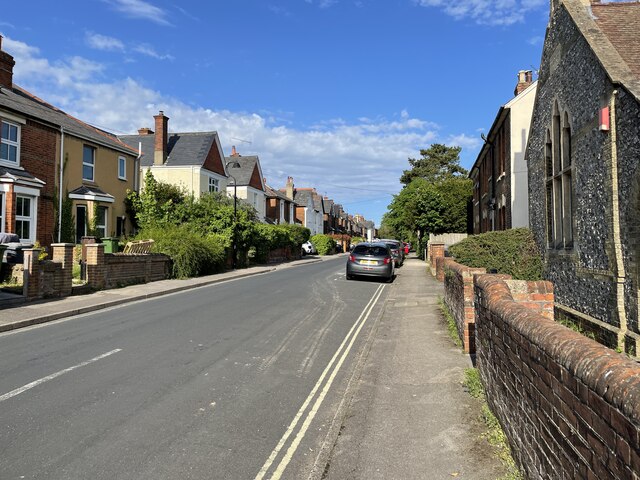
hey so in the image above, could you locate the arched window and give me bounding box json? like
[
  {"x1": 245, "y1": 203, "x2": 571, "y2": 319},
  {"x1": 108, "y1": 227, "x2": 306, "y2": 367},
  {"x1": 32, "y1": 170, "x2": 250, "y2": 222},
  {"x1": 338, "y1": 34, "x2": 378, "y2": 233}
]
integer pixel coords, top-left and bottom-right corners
[{"x1": 545, "y1": 103, "x2": 574, "y2": 250}]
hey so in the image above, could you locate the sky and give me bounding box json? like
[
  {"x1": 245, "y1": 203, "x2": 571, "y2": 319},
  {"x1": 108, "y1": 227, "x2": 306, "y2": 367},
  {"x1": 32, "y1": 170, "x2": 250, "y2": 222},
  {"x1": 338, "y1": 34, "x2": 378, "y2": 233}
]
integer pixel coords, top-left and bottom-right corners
[{"x1": 2, "y1": 0, "x2": 551, "y2": 226}]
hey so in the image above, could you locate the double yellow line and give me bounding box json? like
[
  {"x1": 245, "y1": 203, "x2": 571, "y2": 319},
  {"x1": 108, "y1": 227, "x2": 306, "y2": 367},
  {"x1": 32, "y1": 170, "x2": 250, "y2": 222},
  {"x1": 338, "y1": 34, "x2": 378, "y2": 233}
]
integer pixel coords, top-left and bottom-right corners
[{"x1": 255, "y1": 284, "x2": 386, "y2": 480}]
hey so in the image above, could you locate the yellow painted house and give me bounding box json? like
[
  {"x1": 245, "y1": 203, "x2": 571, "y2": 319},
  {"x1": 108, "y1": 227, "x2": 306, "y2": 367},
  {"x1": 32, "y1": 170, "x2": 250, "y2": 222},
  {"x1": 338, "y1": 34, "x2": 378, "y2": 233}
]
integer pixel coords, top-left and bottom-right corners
[{"x1": 119, "y1": 111, "x2": 229, "y2": 198}]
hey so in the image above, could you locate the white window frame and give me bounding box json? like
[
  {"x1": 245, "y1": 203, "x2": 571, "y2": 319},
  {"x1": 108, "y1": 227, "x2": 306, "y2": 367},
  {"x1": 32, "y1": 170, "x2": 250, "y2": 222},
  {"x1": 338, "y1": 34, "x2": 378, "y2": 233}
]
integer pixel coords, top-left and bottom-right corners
[
  {"x1": 208, "y1": 176, "x2": 220, "y2": 193},
  {"x1": 15, "y1": 194, "x2": 35, "y2": 242},
  {"x1": 280, "y1": 201, "x2": 284, "y2": 223},
  {"x1": 118, "y1": 156, "x2": 126, "y2": 180},
  {"x1": 83, "y1": 145, "x2": 95, "y2": 182},
  {"x1": 95, "y1": 206, "x2": 107, "y2": 238},
  {"x1": 1, "y1": 119, "x2": 20, "y2": 166},
  {"x1": 0, "y1": 192, "x2": 4, "y2": 233}
]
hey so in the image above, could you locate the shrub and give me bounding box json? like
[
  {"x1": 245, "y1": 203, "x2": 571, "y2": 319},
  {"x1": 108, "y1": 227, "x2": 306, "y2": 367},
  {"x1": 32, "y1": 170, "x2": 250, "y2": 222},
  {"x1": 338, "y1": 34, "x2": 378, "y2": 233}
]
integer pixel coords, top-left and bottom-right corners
[
  {"x1": 310, "y1": 234, "x2": 336, "y2": 255},
  {"x1": 138, "y1": 225, "x2": 227, "y2": 278},
  {"x1": 448, "y1": 228, "x2": 543, "y2": 281}
]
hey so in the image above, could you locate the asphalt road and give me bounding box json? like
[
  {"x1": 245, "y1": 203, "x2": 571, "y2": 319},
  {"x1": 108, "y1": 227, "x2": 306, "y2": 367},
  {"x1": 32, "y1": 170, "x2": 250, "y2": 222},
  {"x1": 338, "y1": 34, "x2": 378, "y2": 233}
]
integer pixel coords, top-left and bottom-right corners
[{"x1": 0, "y1": 256, "x2": 389, "y2": 480}]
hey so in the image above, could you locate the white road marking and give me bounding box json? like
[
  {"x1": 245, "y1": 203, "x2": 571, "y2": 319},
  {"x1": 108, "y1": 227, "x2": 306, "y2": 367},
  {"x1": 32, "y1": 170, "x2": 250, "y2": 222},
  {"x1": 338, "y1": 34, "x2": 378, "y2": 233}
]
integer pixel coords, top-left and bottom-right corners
[
  {"x1": 255, "y1": 285, "x2": 386, "y2": 480},
  {"x1": 0, "y1": 349, "x2": 122, "y2": 403}
]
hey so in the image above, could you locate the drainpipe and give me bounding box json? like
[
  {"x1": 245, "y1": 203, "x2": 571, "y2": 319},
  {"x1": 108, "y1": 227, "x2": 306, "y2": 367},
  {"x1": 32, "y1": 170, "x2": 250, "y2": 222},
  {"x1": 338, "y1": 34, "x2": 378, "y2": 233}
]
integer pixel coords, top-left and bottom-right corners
[
  {"x1": 610, "y1": 89, "x2": 628, "y2": 351},
  {"x1": 135, "y1": 141, "x2": 142, "y2": 192},
  {"x1": 57, "y1": 127, "x2": 65, "y2": 242}
]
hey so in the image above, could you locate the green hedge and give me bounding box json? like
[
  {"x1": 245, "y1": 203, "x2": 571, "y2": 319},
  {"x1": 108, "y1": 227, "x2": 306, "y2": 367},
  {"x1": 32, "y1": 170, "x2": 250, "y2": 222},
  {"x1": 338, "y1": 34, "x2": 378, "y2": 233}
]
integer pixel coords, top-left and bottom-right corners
[
  {"x1": 252, "y1": 224, "x2": 311, "y2": 263},
  {"x1": 310, "y1": 234, "x2": 336, "y2": 255},
  {"x1": 138, "y1": 225, "x2": 227, "y2": 278},
  {"x1": 448, "y1": 228, "x2": 543, "y2": 281}
]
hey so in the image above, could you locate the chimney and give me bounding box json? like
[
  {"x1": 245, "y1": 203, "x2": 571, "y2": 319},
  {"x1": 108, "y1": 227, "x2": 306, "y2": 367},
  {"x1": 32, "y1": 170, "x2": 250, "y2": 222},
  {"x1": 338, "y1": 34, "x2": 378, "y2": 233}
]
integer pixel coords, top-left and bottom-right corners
[
  {"x1": 153, "y1": 111, "x2": 169, "y2": 166},
  {"x1": 231, "y1": 145, "x2": 240, "y2": 157},
  {"x1": 514, "y1": 70, "x2": 533, "y2": 96},
  {"x1": 286, "y1": 176, "x2": 294, "y2": 200},
  {"x1": 138, "y1": 127, "x2": 154, "y2": 135},
  {"x1": 0, "y1": 35, "x2": 15, "y2": 89}
]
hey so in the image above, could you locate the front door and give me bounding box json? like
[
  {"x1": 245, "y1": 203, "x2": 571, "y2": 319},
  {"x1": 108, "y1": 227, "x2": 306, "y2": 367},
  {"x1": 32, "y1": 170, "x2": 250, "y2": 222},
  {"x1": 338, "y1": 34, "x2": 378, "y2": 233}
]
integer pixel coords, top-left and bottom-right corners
[{"x1": 76, "y1": 205, "x2": 86, "y2": 244}]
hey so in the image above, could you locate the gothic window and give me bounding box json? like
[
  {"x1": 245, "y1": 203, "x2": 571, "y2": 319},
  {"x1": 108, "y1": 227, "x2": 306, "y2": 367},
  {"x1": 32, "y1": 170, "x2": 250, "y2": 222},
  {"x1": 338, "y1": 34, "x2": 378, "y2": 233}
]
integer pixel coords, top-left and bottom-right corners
[{"x1": 546, "y1": 103, "x2": 574, "y2": 250}]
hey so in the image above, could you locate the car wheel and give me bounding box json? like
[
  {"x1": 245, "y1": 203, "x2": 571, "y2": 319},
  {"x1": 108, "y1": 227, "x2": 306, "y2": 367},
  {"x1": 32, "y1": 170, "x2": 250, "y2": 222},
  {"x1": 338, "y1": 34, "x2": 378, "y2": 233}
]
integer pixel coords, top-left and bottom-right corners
[
  {"x1": 346, "y1": 274, "x2": 353, "y2": 280},
  {"x1": 386, "y1": 274, "x2": 393, "y2": 283}
]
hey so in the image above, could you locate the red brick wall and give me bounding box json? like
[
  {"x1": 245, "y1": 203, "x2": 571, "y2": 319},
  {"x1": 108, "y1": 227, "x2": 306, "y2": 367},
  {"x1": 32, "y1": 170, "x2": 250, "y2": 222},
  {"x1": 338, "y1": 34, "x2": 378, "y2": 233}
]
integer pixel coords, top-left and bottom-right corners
[
  {"x1": 443, "y1": 260, "x2": 486, "y2": 353},
  {"x1": 475, "y1": 274, "x2": 640, "y2": 479},
  {"x1": 7, "y1": 120, "x2": 58, "y2": 246},
  {"x1": 104, "y1": 253, "x2": 170, "y2": 288}
]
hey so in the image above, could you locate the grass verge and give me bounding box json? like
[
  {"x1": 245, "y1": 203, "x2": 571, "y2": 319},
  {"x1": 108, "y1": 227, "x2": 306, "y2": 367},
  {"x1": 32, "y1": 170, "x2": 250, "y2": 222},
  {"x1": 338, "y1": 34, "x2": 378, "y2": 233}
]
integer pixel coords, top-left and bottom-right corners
[
  {"x1": 463, "y1": 368, "x2": 523, "y2": 480},
  {"x1": 437, "y1": 297, "x2": 462, "y2": 348}
]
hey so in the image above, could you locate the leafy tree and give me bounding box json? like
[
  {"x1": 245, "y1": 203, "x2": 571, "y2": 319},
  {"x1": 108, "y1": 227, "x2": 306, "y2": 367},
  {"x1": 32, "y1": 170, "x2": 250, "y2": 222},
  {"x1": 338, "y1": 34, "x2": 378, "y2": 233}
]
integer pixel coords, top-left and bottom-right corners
[{"x1": 400, "y1": 144, "x2": 467, "y2": 185}]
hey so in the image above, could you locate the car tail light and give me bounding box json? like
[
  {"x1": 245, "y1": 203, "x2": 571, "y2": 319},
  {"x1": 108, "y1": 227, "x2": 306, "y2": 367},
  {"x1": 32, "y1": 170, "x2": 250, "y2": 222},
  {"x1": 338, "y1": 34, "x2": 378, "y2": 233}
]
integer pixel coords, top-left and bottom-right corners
[
  {"x1": 384, "y1": 257, "x2": 391, "y2": 264},
  {"x1": 349, "y1": 255, "x2": 356, "y2": 262}
]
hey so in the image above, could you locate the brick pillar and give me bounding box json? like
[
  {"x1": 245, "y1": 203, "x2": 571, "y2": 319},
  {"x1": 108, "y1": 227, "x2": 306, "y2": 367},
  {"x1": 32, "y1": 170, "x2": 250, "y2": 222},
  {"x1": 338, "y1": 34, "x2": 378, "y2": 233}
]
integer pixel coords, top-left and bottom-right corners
[
  {"x1": 86, "y1": 243, "x2": 105, "y2": 290},
  {"x1": 23, "y1": 248, "x2": 41, "y2": 300},
  {"x1": 5, "y1": 184, "x2": 15, "y2": 234},
  {"x1": 430, "y1": 243, "x2": 445, "y2": 276},
  {"x1": 52, "y1": 243, "x2": 74, "y2": 296}
]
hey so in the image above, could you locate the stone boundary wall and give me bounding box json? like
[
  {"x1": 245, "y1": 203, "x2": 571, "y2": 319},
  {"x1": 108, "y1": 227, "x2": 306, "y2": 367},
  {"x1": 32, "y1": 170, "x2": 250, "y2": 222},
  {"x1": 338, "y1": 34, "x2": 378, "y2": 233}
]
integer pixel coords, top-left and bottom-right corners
[
  {"x1": 475, "y1": 274, "x2": 640, "y2": 479},
  {"x1": 104, "y1": 253, "x2": 171, "y2": 288},
  {"x1": 443, "y1": 260, "x2": 486, "y2": 353}
]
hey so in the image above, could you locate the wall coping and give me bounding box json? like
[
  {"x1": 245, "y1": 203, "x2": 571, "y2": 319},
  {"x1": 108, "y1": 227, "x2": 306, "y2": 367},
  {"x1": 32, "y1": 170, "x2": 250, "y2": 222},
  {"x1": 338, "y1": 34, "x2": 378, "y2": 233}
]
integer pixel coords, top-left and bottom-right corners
[{"x1": 475, "y1": 274, "x2": 640, "y2": 424}]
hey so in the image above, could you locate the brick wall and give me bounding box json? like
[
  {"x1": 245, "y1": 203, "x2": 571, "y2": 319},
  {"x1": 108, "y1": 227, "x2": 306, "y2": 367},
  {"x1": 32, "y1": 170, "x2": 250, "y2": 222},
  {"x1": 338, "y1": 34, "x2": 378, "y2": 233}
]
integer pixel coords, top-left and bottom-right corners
[
  {"x1": 104, "y1": 253, "x2": 170, "y2": 288},
  {"x1": 475, "y1": 274, "x2": 640, "y2": 479},
  {"x1": 443, "y1": 260, "x2": 486, "y2": 353}
]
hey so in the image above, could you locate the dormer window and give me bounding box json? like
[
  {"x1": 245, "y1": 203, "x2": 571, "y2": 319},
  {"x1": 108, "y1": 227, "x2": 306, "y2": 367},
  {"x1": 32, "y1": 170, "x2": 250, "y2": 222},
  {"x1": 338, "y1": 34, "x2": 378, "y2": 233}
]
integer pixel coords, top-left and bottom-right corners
[{"x1": 1, "y1": 120, "x2": 20, "y2": 165}]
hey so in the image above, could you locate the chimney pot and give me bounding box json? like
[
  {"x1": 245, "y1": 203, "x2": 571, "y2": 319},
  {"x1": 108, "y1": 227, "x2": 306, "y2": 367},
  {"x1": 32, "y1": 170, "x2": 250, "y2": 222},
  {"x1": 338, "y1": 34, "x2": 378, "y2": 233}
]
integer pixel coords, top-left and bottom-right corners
[
  {"x1": 514, "y1": 69, "x2": 533, "y2": 96},
  {"x1": 231, "y1": 145, "x2": 238, "y2": 156},
  {"x1": 138, "y1": 127, "x2": 154, "y2": 135}
]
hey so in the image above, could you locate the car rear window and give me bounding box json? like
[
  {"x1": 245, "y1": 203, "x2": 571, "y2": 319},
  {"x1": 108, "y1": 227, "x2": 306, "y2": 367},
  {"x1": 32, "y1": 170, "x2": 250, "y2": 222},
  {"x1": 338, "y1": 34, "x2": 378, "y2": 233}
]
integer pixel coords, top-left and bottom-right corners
[
  {"x1": 385, "y1": 242, "x2": 400, "y2": 249},
  {"x1": 353, "y1": 245, "x2": 388, "y2": 256}
]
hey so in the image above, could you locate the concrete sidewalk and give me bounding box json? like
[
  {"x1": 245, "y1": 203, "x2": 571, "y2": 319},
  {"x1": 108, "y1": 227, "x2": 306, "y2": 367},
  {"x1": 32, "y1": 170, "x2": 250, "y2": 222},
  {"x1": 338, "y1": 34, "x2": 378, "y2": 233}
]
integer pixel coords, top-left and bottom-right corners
[
  {"x1": 320, "y1": 256, "x2": 504, "y2": 480},
  {"x1": 0, "y1": 255, "x2": 328, "y2": 333}
]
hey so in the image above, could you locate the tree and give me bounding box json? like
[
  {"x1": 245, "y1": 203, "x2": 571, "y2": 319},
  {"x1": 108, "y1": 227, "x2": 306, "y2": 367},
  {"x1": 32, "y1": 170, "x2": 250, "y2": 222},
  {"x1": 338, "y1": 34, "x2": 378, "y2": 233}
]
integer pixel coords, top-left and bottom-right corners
[{"x1": 400, "y1": 144, "x2": 467, "y2": 185}]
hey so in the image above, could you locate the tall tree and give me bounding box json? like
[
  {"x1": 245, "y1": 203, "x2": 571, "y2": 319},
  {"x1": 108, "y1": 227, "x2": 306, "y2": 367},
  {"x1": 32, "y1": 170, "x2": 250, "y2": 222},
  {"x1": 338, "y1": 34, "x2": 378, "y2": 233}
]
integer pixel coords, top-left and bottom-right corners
[{"x1": 400, "y1": 144, "x2": 467, "y2": 185}]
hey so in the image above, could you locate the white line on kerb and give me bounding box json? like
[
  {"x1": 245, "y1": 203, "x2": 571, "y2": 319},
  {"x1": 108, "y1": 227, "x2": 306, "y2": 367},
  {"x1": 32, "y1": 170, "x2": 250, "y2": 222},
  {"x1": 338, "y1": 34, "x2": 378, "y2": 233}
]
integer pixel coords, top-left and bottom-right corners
[
  {"x1": 255, "y1": 285, "x2": 385, "y2": 480},
  {"x1": 0, "y1": 348, "x2": 122, "y2": 403}
]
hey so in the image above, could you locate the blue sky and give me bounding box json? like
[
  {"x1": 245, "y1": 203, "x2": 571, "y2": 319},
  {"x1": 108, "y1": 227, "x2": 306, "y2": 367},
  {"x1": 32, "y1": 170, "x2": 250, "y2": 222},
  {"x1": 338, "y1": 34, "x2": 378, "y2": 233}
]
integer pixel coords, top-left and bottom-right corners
[{"x1": 2, "y1": 0, "x2": 550, "y2": 226}]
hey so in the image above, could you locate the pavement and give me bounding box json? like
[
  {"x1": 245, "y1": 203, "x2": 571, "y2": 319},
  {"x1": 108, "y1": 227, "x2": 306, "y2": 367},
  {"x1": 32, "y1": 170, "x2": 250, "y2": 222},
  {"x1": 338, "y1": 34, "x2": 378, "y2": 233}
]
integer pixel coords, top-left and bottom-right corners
[
  {"x1": 0, "y1": 255, "x2": 327, "y2": 333},
  {"x1": 319, "y1": 255, "x2": 504, "y2": 480},
  {"x1": 0, "y1": 252, "x2": 503, "y2": 479}
]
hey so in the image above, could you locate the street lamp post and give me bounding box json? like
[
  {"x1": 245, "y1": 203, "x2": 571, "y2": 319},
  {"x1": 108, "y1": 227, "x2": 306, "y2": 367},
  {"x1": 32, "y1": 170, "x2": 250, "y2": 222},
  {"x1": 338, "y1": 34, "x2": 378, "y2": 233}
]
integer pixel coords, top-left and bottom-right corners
[{"x1": 226, "y1": 160, "x2": 241, "y2": 269}]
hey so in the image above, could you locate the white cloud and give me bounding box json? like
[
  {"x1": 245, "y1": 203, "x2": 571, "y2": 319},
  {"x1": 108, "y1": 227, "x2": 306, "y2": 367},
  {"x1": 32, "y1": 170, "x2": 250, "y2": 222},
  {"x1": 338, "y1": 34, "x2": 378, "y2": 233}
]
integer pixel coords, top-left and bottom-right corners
[
  {"x1": 414, "y1": 0, "x2": 546, "y2": 26},
  {"x1": 106, "y1": 0, "x2": 171, "y2": 26},
  {"x1": 132, "y1": 44, "x2": 174, "y2": 60},
  {"x1": 7, "y1": 36, "x2": 478, "y2": 224},
  {"x1": 85, "y1": 32, "x2": 125, "y2": 52}
]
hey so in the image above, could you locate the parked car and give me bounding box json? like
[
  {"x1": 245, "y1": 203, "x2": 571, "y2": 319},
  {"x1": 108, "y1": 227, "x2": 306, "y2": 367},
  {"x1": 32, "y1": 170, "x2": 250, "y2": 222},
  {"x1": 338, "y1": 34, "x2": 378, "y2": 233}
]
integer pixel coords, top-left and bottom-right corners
[
  {"x1": 346, "y1": 242, "x2": 394, "y2": 282},
  {"x1": 379, "y1": 239, "x2": 404, "y2": 267},
  {"x1": 301, "y1": 241, "x2": 317, "y2": 255}
]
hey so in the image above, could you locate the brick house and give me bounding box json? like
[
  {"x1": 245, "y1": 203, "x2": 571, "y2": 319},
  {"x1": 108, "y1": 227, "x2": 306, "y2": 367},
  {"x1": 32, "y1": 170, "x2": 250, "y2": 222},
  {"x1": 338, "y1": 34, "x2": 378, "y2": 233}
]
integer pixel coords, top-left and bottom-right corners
[
  {"x1": 265, "y1": 183, "x2": 296, "y2": 225},
  {"x1": 281, "y1": 177, "x2": 323, "y2": 235},
  {"x1": 119, "y1": 111, "x2": 229, "y2": 200},
  {"x1": 525, "y1": 0, "x2": 640, "y2": 352},
  {"x1": 470, "y1": 71, "x2": 537, "y2": 233},
  {"x1": 0, "y1": 37, "x2": 138, "y2": 247}
]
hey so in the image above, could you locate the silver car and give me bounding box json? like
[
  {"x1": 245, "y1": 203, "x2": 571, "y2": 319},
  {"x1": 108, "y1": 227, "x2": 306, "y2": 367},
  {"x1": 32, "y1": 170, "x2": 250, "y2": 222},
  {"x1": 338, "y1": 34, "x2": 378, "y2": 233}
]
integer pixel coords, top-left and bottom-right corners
[{"x1": 346, "y1": 242, "x2": 394, "y2": 282}]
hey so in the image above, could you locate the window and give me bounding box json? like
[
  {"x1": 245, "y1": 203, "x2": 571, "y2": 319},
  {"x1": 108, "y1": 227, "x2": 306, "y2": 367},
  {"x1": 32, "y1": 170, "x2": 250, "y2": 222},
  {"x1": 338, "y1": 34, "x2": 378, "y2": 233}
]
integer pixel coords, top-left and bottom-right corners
[
  {"x1": 280, "y1": 201, "x2": 284, "y2": 223},
  {"x1": 118, "y1": 156, "x2": 126, "y2": 180},
  {"x1": 545, "y1": 104, "x2": 574, "y2": 250},
  {"x1": 1, "y1": 120, "x2": 20, "y2": 165},
  {"x1": 95, "y1": 206, "x2": 107, "y2": 238},
  {"x1": 83, "y1": 145, "x2": 95, "y2": 181},
  {"x1": 208, "y1": 176, "x2": 219, "y2": 193},
  {"x1": 15, "y1": 196, "x2": 33, "y2": 241}
]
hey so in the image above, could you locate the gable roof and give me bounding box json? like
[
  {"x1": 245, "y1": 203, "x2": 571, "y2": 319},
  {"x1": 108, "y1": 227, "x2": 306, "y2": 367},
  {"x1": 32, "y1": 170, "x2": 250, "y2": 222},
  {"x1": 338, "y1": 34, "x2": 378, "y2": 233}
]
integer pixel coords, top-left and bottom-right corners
[
  {"x1": 265, "y1": 184, "x2": 292, "y2": 202},
  {"x1": 119, "y1": 131, "x2": 222, "y2": 168},
  {"x1": 561, "y1": 0, "x2": 640, "y2": 101},
  {"x1": 225, "y1": 155, "x2": 265, "y2": 191},
  {"x1": 0, "y1": 85, "x2": 137, "y2": 156},
  {"x1": 292, "y1": 189, "x2": 316, "y2": 209}
]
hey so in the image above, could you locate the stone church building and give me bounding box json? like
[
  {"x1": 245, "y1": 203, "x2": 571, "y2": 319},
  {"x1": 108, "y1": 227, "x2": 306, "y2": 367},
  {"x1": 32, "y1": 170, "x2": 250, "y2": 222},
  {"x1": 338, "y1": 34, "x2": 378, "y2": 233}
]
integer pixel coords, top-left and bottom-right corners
[{"x1": 526, "y1": 0, "x2": 640, "y2": 354}]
